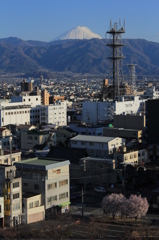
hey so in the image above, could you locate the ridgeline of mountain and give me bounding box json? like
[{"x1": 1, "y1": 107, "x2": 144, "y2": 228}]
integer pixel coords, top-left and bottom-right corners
[{"x1": 0, "y1": 36, "x2": 159, "y2": 75}]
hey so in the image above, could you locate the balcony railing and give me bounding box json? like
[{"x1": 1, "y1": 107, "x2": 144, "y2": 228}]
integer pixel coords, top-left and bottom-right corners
[
  {"x1": 4, "y1": 210, "x2": 10, "y2": 216},
  {"x1": 2, "y1": 188, "x2": 10, "y2": 194},
  {"x1": 4, "y1": 199, "x2": 10, "y2": 205}
]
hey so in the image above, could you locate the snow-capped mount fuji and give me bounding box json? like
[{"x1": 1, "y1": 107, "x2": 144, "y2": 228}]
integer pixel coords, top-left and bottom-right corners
[{"x1": 53, "y1": 26, "x2": 102, "y2": 40}]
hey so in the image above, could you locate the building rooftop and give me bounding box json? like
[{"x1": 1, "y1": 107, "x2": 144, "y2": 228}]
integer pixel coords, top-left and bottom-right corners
[
  {"x1": 27, "y1": 129, "x2": 49, "y2": 135},
  {"x1": 70, "y1": 135, "x2": 115, "y2": 143},
  {"x1": 80, "y1": 156, "x2": 115, "y2": 162},
  {"x1": 23, "y1": 192, "x2": 41, "y2": 199},
  {"x1": 14, "y1": 157, "x2": 70, "y2": 170},
  {"x1": 17, "y1": 124, "x2": 36, "y2": 129},
  {"x1": 0, "y1": 127, "x2": 6, "y2": 132}
]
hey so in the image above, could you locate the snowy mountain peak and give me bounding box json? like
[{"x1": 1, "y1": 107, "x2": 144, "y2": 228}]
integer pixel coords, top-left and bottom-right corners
[{"x1": 53, "y1": 26, "x2": 102, "y2": 40}]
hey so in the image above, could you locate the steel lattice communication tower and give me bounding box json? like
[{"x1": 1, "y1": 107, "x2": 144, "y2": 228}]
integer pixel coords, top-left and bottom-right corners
[
  {"x1": 106, "y1": 20, "x2": 125, "y2": 100},
  {"x1": 127, "y1": 64, "x2": 137, "y2": 92}
]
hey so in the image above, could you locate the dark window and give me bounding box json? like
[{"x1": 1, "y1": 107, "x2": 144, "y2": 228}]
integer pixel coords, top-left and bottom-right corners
[
  {"x1": 34, "y1": 184, "x2": 39, "y2": 190},
  {"x1": 13, "y1": 193, "x2": 19, "y2": 199},
  {"x1": 13, "y1": 182, "x2": 19, "y2": 188},
  {"x1": 24, "y1": 182, "x2": 28, "y2": 187}
]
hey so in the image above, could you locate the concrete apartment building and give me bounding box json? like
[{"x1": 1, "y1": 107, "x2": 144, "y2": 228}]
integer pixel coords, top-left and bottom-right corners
[
  {"x1": 0, "y1": 127, "x2": 12, "y2": 148},
  {"x1": 0, "y1": 95, "x2": 67, "y2": 127},
  {"x1": 21, "y1": 129, "x2": 56, "y2": 150},
  {"x1": 22, "y1": 193, "x2": 45, "y2": 224},
  {"x1": 40, "y1": 102, "x2": 67, "y2": 126},
  {"x1": 82, "y1": 96, "x2": 146, "y2": 124},
  {"x1": 69, "y1": 122, "x2": 103, "y2": 136},
  {"x1": 70, "y1": 135, "x2": 126, "y2": 158},
  {"x1": 0, "y1": 103, "x2": 31, "y2": 127},
  {"x1": 15, "y1": 158, "x2": 70, "y2": 213},
  {"x1": 113, "y1": 114, "x2": 146, "y2": 131},
  {"x1": 0, "y1": 197, "x2": 4, "y2": 228},
  {"x1": 41, "y1": 89, "x2": 50, "y2": 105},
  {"x1": 113, "y1": 146, "x2": 148, "y2": 167},
  {"x1": 0, "y1": 165, "x2": 22, "y2": 227},
  {"x1": 145, "y1": 99, "x2": 159, "y2": 144},
  {"x1": 11, "y1": 95, "x2": 41, "y2": 108},
  {"x1": 0, "y1": 149, "x2": 21, "y2": 165}
]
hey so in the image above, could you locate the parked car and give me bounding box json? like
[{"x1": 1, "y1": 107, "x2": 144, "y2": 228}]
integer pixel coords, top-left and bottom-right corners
[{"x1": 94, "y1": 187, "x2": 106, "y2": 193}]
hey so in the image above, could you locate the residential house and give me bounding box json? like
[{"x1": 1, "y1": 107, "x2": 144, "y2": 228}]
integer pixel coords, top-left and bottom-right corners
[
  {"x1": 70, "y1": 135, "x2": 126, "y2": 158},
  {"x1": 21, "y1": 129, "x2": 56, "y2": 150},
  {"x1": 113, "y1": 145, "x2": 148, "y2": 167}
]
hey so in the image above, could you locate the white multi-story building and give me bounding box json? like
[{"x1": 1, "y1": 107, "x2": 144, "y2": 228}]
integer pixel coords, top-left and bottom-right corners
[
  {"x1": 40, "y1": 102, "x2": 67, "y2": 126},
  {"x1": 142, "y1": 86, "x2": 159, "y2": 99},
  {"x1": 0, "y1": 197, "x2": 4, "y2": 228},
  {"x1": 0, "y1": 97, "x2": 67, "y2": 127},
  {"x1": 15, "y1": 157, "x2": 70, "y2": 213},
  {"x1": 11, "y1": 96, "x2": 41, "y2": 107},
  {"x1": 82, "y1": 96, "x2": 146, "y2": 124},
  {"x1": 114, "y1": 146, "x2": 148, "y2": 167},
  {"x1": 0, "y1": 165, "x2": 22, "y2": 227},
  {"x1": 0, "y1": 102, "x2": 31, "y2": 126}
]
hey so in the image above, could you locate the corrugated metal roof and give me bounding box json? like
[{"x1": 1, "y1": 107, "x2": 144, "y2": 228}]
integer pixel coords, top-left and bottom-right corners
[{"x1": 70, "y1": 135, "x2": 115, "y2": 143}]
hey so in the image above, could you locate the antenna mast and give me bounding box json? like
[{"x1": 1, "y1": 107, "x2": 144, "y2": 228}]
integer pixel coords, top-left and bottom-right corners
[{"x1": 106, "y1": 19, "x2": 126, "y2": 100}]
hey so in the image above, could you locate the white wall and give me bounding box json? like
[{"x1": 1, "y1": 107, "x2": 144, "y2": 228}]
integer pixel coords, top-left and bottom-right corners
[
  {"x1": 40, "y1": 102, "x2": 67, "y2": 126},
  {"x1": 11, "y1": 96, "x2": 41, "y2": 107},
  {"x1": 82, "y1": 97, "x2": 146, "y2": 125}
]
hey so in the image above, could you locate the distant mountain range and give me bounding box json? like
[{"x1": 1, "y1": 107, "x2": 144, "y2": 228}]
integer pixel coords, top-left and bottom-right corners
[{"x1": 0, "y1": 29, "x2": 159, "y2": 76}]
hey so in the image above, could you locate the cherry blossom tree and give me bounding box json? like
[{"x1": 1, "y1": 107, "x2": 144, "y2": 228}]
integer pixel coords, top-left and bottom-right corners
[
  {"x1": 127, "y1": 194, "x2": 149, "y2": 220},
  {"x1": 102, "y1": 193, "x2": 126, "y2": 219}
]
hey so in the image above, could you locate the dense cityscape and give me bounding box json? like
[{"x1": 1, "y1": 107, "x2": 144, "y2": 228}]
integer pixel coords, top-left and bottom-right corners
[{"x1": 1, "y1": 4, "x2": 159, "y2": 238}]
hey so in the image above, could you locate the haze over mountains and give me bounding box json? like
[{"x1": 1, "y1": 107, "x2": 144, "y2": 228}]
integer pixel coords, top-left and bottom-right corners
[{"x1": 0, "y1": 26, "x2": 159, "y2": 76}]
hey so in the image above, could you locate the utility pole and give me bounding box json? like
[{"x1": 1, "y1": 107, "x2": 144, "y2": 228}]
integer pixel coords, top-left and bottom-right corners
[
  {"x1": 84, "y1": 160, "x2": 86, "y2": 202},
  {"x1": 81, "y1": 187, "x2": 84, "y2": 220},
  {"x1": 9, "y1": 136, "x2": 12, "y2": 165},
  {"x1": 123, "y1": 165, "x2": 126, "y2": 197}
]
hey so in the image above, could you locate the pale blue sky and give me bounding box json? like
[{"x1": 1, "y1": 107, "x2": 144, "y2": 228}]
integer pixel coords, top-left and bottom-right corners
[{"x1": 0, "y1": 0, "x2": 159, "y2": 42}]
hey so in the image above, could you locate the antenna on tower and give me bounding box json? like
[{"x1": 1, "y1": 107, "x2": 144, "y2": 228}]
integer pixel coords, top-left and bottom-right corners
[{"x1": 106, "y1": 19, "x2": 126, "y2": 100}]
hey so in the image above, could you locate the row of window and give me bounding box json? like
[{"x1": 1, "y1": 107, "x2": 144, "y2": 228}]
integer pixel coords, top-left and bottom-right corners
[
  {"x1": 27, "y1": 136, "x2": 38, "y2": 140},
  {"x1": 13, "y1": 203, "x2": 20, "y2": 211},
  {"x1": 124, "y1": 152, "x2": 145, "y2": 160},
  {"x1": 47, "y1": 192, "x2": 68, "y2": 203},
  {"x1": 13, "y1": 193, "x2": 19, "y2": 199},
  {"x1": 23, "y1": 98, "x2": 39, "y2": 102},
  {"x1": 73, "y1": 141, "x2": 94, "y2": 146},
  {"x1": 5, "y1": 111, "x2": 30, "y2": 115},
  {"x1": 5, "y1": 110, "x2": 40, "y2": 115},
  {"x1": 29, "y1": 200, "x2": 39, "y2": 209},
  {"x1": 30, "y1": 115, "x2": 39, "y2": 119},
  {"x1": 47, "y1": 179, "x2": 68, "y2": 190}
]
